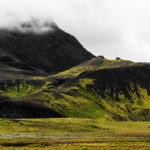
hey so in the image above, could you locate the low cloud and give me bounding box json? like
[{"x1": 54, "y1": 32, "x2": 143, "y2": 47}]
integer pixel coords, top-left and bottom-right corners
[
  {"x1": 2, "y1": 18, "x2": 56, "y2": 34},
  {"x1": 0, "y1": 0, "x2": 150, "y2": 61}
]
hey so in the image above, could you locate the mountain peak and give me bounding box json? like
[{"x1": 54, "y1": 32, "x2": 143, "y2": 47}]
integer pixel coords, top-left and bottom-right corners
[{"x1": 0, "y1": 22, "x2": 94, "y2": 74}]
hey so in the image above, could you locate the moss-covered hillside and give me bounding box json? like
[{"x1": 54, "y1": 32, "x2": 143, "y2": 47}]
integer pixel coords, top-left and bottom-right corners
[{"x1": 1, "y1": 57, "x2": 150, "y2": 120}]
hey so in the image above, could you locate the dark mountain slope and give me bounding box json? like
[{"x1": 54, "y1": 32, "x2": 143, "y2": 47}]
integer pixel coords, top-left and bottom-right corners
[
  {"x1": 0, "y1": 23, "x2": 94, "y2": 74},
  {"x1": 0, "y1": 95, "x2": 64, "y2": 118}
]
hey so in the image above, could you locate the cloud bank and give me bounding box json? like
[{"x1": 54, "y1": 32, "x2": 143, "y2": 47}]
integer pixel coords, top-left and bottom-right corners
[
  {"x1": 0, "y1": 0, "x2": 150, "y2": 62},
  {"x1": 1, "y1": 18, "x2": 57, "y2": 34}
]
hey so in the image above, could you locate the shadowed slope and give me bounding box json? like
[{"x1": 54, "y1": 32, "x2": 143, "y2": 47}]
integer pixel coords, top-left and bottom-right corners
[
  {"x1": 0, "y1": 95, "x2": 64, "y2": 118},
  {"x1": 0, "y1": 22, "x2": 94, "y2": 74}
]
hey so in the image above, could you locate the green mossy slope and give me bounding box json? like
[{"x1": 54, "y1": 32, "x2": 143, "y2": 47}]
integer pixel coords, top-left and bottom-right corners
[{"x1": 1, "y1": 57, "x2": 150, "y2": 120}]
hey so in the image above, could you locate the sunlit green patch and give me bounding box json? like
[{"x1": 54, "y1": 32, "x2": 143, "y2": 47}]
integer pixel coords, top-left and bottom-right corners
[
  {"x1": 4, "y1": 84, "x2": 39, "y2": 98},
  {"x1": 1, "y1": 80, "x2": 45, "y2": 98},
  {"x1": 49, "y1": 57, "x2": 138, "y2": 79}
]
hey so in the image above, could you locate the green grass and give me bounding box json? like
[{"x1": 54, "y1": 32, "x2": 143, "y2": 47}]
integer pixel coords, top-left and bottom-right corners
[
  {"x1": 4, "y1": 84, "x2": 41, "y2": 98},
  {"x1": 0, "y1": 118, "x2": 150, "y2": 149},
  {"x1": 0, "y1": 79, "x2": 45, "y2": 98},
  {"x1": 1, "y1": 118, "x2": 150, "y2": 135},
  {"x1": 1, "y1": 137, "x2": 150, "y2": 150}
]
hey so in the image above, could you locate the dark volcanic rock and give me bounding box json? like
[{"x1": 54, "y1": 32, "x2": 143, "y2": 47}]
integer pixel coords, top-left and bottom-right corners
[{"x1": 0, "y1": 24, "x2": 94, "y2": 74}]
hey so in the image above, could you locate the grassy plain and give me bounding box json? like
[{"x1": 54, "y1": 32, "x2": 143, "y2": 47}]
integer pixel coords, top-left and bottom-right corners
[{"x1": 0, "y1": 118, "x2": 150, "y2": 149}]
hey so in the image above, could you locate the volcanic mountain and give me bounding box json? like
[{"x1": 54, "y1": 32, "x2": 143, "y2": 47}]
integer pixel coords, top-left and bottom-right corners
[
  {"x1": 1, "y1": 21, "x2": 150, "y2": 120},
  {"x1": 0, "y1": 21, "x2": 94, "y2": 75}
]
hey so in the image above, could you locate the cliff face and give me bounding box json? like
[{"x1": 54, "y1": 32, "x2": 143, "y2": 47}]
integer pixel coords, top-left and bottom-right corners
[
  {"x1": 0, "y1": 24, "x2": 94, "y2": 74},
  {"x1": 78, "y1": 64, "x2": 150, "y2": 100}
]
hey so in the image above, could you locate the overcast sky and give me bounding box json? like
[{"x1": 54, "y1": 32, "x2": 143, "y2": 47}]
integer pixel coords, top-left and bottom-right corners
[{"x1": 0, "y1": 0, "x2": 150, "y2": 62}]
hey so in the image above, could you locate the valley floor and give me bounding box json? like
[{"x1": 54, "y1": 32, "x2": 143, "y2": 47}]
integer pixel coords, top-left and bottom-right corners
[{"x1": 0, "y1": 118, "x2": 150, "y2": 149}]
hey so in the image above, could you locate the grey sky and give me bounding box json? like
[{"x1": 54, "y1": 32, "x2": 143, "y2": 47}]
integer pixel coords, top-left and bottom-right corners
[{"x1": 0, "y1": 0, "x2": 150, "y2": 62}]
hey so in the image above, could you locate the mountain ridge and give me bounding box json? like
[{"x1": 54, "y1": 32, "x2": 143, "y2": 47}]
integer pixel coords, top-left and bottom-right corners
[
  {"x1": 0, "y1": 57, "x2": 149, "y2": 120},
  {"x1": 0, "y1": 23, "x2": 150, "y2": 120}
]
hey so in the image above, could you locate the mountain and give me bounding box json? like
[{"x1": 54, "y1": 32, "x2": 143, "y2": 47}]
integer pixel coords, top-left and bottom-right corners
[
  {"x1": 1, "y1": 56, "x2": 150, "y2": 120},
  {"x1": 0, "y1": 21, "x2": 94, "y2": 118},
  {"x1": 0, "y1": 22, "x2": 94, "y2": 75},
  {"x1": 0, "y1": 22, "x2": 150, "y2": 120},
  {"x1": 35, "y1": 58, "x2": 150, "y2": 121}
]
